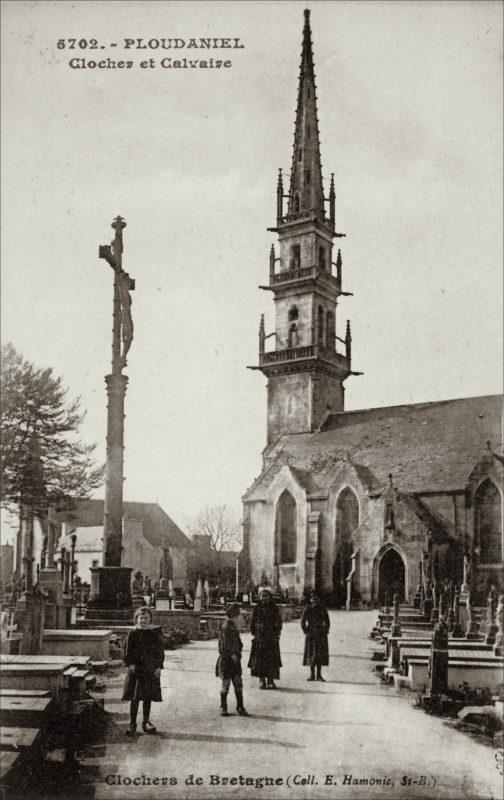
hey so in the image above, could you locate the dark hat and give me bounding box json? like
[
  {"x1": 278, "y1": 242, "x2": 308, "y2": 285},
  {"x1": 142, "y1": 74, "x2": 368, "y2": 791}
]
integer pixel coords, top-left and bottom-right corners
[{"x1": 225, "y1": 603, "x2": 241, "y2": 618}]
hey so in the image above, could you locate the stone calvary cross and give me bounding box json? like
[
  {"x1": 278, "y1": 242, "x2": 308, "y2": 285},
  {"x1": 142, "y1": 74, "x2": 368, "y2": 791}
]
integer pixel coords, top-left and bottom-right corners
[{"x1": 88, "y1": 217, "x2": 136, "y2": 612}]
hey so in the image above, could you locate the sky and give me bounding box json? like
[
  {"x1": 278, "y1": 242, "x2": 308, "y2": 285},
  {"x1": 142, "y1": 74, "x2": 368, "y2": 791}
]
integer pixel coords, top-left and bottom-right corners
[{"x1": 1, "y1": 0, "x2": 502, "y2": 540}]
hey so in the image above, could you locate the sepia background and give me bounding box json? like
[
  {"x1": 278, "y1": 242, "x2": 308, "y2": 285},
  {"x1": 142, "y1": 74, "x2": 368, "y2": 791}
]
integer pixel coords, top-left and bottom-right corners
[{"x1": 1, "y1": 0, "x2": 502, "y2": 534}]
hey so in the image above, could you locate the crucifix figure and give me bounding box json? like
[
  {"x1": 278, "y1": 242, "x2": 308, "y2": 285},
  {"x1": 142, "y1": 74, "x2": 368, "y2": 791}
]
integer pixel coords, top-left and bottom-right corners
[{"x1": 99, "y1": 216, "x2": 135, "y2": 371}]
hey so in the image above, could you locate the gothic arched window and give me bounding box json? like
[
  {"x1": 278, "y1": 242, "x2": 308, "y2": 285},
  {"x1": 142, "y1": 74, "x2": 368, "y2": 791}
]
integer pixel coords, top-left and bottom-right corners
[
  {"x1": 294, "y1": 194, "x2": 300, "y2": 212},
  {"x1": 319, "y1": 246, "x2": 326, "y2": 271},
  {"x1": 275, "y1": 490, "x2": 297, "y2": 564},
  {"x1": 326, "y1": 310, "x2": 334, "y2": 348},
  {"x1": 333, "y1": 487, "x2": 359, "y2": 598},
  {"x1": 476, "y1": 480, "x2": 502, "y2": 564},
  {"x1": 288, "y1": 306, "x2": 299, "y2": 322}
]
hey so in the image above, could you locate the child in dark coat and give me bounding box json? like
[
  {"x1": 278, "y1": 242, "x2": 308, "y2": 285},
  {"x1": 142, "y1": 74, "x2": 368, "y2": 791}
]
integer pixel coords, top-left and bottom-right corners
[
  {"x1": 301, "y1": 594, "x2": 330, "y2": 681},
  {"x1": 123, "y1": 606, "x2": 165, "y2": 736},
  {"x1": 216, "y1": 603, "x2": 249, "y2": 717}
]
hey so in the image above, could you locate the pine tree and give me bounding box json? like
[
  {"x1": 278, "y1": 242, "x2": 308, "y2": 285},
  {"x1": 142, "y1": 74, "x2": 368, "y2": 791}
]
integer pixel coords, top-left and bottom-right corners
[{"x1": 1, "y1": 343, "x2": 104, "y2": 515}]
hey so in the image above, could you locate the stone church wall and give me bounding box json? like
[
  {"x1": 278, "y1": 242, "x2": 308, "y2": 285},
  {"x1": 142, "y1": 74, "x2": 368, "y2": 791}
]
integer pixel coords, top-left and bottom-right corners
[
  {"x1": 268, "y1": 373, "x2": 312, "y2": 440},
  {"x1": 247, "y1": 466, "x2": 308, "y2": 598},
  {"x1": 311, "y1": 372, "x2": 344, "y2": 424}
]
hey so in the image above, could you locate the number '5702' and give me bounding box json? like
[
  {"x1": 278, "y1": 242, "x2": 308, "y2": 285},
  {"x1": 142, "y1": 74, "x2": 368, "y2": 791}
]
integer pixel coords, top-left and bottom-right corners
[{"x1": 57, "y1": 39, "x2": 100, "y2": 49}]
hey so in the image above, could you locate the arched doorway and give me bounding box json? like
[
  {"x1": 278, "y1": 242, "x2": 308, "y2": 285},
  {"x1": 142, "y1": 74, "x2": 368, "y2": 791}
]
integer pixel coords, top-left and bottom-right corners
[
  {"x1": 378, "y1": 548, "x2": 405, "y2": 604},
  {"x1": 333, "y1": 487, "x2": 359, "y2": 606}
]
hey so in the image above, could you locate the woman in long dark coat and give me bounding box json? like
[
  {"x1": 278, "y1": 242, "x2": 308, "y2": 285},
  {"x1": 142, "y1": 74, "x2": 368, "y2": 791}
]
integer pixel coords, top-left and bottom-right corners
[
  {"x1": 248, "y1": 587, "x2": 282, "y2": 689},
  {"x1": 301, "y1": 594, "x2": 330, "y2": 681},
  {"x1": 122, "y1": 606, "x2": 165, "y2": 736}
]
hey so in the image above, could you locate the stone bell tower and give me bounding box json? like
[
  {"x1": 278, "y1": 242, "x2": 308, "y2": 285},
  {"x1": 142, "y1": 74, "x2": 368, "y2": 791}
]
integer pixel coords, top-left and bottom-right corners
[{"x1": 250, "y1": 9, "x2": 359, "y2": 445}]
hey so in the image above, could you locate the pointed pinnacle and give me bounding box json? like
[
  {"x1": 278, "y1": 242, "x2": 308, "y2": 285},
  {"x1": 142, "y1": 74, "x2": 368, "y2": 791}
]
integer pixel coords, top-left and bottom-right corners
[
  {"x1": 336, "y1": 249, "x2": 342, "y2": 266},
  {"x1": 346, "y1": 319, "x2": 351, "y2": 340}
]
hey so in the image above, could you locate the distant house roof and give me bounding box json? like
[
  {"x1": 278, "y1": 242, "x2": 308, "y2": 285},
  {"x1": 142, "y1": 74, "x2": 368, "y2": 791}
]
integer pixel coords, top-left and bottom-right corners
[
  {"x1": 57, "y1": 500, "x2": 190, "y2": 549},
  {"x1": 244, "y1": 394, "x2": 503, "y2": 501}
]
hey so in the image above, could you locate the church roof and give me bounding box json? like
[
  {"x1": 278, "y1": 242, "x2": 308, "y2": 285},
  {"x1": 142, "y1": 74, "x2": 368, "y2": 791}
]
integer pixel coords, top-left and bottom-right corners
[
  {"x1": 244, "y1": 394, "x2": 502, "y2": 501},
  {"x1": 57, "y1": 500, "x2": 190, "y2": 549}
]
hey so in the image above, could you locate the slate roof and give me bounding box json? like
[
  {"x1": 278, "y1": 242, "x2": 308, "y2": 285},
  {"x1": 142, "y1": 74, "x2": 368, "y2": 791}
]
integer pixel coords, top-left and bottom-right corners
[
  {"x1": 57, "y1": 500, "x2": 190, "y2": 549},
  {"x1": 244, "y1": 394, "x2": 502, "y2": 501}
]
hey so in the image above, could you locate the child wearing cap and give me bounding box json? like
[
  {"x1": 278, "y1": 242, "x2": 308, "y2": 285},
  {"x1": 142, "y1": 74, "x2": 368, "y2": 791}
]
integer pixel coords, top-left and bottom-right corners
[{"x1": 216, "y1": 603, "x2": 249, "y2": 717}]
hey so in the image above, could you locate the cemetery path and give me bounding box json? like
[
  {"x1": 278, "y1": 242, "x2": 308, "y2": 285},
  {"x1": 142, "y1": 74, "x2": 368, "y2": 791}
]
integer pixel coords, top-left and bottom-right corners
[{"x1": 69, "y1": 611, "x2": 501, "y2": 799}]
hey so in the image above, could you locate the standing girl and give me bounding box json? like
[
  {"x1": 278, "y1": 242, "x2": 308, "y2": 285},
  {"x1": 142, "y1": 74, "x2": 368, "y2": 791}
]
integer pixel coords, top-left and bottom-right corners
[{"x1": 122, "y1": 606, "x2": 164, "y2": 736}]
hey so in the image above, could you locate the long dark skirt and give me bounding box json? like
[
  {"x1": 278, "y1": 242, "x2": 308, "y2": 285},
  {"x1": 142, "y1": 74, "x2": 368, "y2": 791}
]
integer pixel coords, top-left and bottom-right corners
[
  {"x1": 122, "y1": 668, "x2": 162, "y2": 701},
  {"x1": 248, "y1": 637, "x2": 282, "y2": 679},
  {"x1": 303, "y1": 632, "x2": 329, "y2": 666}
]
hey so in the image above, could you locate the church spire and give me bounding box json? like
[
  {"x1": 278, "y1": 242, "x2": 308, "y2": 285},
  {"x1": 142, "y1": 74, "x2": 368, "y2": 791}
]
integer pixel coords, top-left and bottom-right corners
[{"x1": 288, "y1": 9, "x2": 325, "y2": 221}]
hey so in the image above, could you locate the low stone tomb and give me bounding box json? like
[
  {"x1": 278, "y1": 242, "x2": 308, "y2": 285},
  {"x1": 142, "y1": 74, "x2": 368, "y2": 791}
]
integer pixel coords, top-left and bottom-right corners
[
  {"x1": 0, "y1": 751, "x2": 21, "y2": 786},
  {"x1": 387, "y1": 638, "x2": 492, "y2": 667},
  {"x1": 399, "y1": 646, "x2": 497, "y2": 675},
  {"x1": 383, "y1": 620, "x2": 432, "y2": 632},
  {"x1": 41, "y1": 629, "x2": 112, "y2": 661},
  {"x1": 63, "y1": 666, "x2": 95, "y2": 699},
  {"x1": 0, "y1": 726, "x2": 42, "y2": 752},
  {"x1": 1, "y1": 654, "x2": 91, "y2": 665},
  {"x1": 0, "y1": 663, "x2": 69, "y2": 697},
  {"x1": 406, "y1": 658, "x2": 503, "y2": 692},
  {"x1": 0, "y1": 689, "x2": 51, "y2": 698},
  {"x1": 0, "y1": 696, "x2": 53, "y2": 728}
]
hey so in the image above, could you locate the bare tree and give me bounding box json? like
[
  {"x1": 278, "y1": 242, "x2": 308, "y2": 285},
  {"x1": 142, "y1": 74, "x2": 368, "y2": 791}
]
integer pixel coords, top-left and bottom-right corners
[{"x1": 187, "y1": 504, "x2": 242, "y2": 552}]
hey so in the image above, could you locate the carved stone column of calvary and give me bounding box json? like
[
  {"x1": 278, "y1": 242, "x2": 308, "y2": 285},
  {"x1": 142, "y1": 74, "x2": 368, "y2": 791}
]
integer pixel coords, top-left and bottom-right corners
[{"x1": 87, "y1": 216, "x2": 136, "y2": 616}]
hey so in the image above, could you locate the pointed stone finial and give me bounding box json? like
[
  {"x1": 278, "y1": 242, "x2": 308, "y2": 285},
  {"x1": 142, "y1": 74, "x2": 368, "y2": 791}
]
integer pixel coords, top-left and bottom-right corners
[
  {"x1": 276, "y1": 169, "x2": 284, "y2": 223},
  {"x1": 345, "y1": 319, "x2": 352, "y2": 363},
  {"x1": 269, "y1": 244, "x2": 275, "y2": 278},
  {"x1": 329, "y1": 173, "x2": 336, "y2": 226},
  {"x1": 335, "y1": 247, "x2": 342, "y2": 283},
  {"x1": 259, "y1": 314, "x2": 266, "y2": 355}
]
